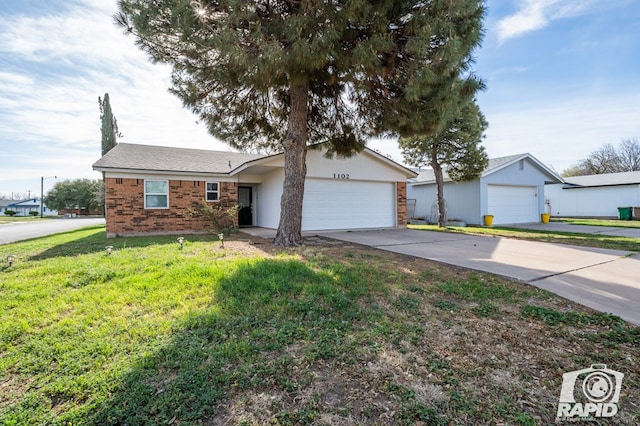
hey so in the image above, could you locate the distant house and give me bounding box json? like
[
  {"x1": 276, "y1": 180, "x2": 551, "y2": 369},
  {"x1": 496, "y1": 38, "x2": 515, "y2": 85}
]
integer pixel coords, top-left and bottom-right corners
[
  {"x1": 545, "y1": 171, "x2": 640, "y2": 218},
  {"x1": 92, "y1": 143, "x2": 417, "y2": 237},
  {"x1": 408, "y1": 153, "x2": 563, "y2": 225},
  {"x1": 0, "y1": 199, "x2": 57, "y2": 216}
]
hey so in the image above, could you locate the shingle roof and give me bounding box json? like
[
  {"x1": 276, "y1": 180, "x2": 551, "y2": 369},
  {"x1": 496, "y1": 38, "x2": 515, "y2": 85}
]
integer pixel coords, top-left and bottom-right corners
[
  {"x1": 412, "y1": 154, "x2": 529, "y2": 183},
  {"x1": 563, "y1": 171, "x2": 640, "y2": 187},
  {"x1": 411, "y1": 153, "x2": 562, "y2": 184},
  {"x1": 92, "y1": 143, "x2": 266, "y2": 174},
  {"x1": 484, "y1": 154, "x2": 528, "y2": 174}
]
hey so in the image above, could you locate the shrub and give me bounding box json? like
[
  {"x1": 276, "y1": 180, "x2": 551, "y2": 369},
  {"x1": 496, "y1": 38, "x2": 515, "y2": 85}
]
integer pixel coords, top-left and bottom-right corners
[
  {"x1": 189, "y1": 199, "x2": 239, "y2": 235},
  {"x1": 4, "y1": 210, "x2": 16, "y2": 216},
  {"x1": 29, "y1": 211, "x2": 39, "y2": 217}
]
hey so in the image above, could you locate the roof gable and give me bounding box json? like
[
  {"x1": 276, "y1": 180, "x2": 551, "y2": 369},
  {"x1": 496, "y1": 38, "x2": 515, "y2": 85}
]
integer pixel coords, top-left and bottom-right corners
[
  {"x1": 93, "y1": 142, "x2": 417, "y2": 179},
  {"x1": 410, "y1": 153, "x2": 563, "y2": 185}
]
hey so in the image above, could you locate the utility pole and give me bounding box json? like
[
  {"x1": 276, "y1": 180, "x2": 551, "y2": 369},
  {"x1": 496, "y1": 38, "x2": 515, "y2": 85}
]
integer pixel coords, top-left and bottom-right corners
[{"x1": 40, "y1": 176, "x2": 57, "y2": 218}]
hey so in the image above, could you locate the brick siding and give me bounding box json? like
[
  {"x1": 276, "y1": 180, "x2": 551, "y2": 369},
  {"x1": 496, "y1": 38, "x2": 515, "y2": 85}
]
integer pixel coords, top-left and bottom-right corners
[
  {"x1": 105, "y1": 178, "x2": 238, "y2": 236},
  {"x1": 396, "y1": 181, "x2": 407, "y2": 227}
]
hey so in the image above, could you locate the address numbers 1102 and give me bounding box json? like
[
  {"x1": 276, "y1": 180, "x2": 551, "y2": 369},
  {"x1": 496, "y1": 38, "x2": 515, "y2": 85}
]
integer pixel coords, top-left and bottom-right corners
[{"x1": 333, "y1": 173, "x2": 350, "y2": 179}]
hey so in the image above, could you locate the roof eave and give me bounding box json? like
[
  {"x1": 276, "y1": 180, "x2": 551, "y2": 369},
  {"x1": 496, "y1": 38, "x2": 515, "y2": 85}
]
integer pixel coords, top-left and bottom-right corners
[{"x1": 93, "y1": 165, "x2": 232, "y2": 177}]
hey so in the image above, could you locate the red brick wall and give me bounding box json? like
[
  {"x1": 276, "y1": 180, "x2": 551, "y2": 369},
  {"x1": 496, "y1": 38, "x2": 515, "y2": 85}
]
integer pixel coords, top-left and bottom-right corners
[
  {"x1": 105, "y1": 178, "x2": 238, "y2": 236},
  {"x1": 396, "y1": 181, "x2": 407, "y2": 227}
]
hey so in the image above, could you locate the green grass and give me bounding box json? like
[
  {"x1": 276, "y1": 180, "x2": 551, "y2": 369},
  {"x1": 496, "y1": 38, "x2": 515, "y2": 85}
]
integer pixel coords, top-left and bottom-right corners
[
  {"x1": 1, "y1": 226, "x2": 639, "y2": 424},
  {"x1": 553, "y1": 217, "x2": 640, "y2": 228},
  {"x1": 0, "y1": 215, "x2": 64, "y2": 224},
  {"x1": 0, "y1": 216, "x2": 39, "y2": 223},
  {"x1": 409, "y1": 223, "x2": 640, "y2": 251}
]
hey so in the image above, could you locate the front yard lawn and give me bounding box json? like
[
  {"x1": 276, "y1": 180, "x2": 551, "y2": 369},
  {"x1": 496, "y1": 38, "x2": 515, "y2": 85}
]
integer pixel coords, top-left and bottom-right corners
[{"x1": 1, "y1": 226, "x2": 638, "y2": 424}]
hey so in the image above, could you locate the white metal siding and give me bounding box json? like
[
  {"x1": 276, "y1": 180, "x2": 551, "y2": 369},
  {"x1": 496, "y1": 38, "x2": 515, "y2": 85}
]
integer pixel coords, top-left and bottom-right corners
[
  {"x1": 545, "y1": 184, "x2": 640, "y2": 217},
  {"x1": 408, "y1": 181, "x2": 481, "y2": 224},
  {"x1": 302, "y1": 179, "x2": 395, "y2": 230},
  {"x1": 488, "y1": 185, "x2": 538, "y2": 224}
]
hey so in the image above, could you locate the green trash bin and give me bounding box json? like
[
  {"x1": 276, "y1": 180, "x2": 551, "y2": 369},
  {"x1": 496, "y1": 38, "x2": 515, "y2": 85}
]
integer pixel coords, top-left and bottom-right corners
[{"x1": 618, "y1": 207, "x2": 633, "y2": 220}]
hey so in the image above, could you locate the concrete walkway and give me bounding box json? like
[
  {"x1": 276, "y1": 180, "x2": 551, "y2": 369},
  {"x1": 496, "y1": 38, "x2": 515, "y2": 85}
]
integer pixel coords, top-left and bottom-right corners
[{"x1": 243, "y1": 227, "x2": 640, "y2": 325}]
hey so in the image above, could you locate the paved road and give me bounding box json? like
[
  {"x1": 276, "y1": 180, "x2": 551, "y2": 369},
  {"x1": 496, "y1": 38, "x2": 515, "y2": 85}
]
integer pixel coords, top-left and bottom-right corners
[
  {"x1": 318, "y1": 228, "x2": 640, "y2": 325},
  {"x1": 0, "y1": 218, "x2": 105, "y2": 245}
]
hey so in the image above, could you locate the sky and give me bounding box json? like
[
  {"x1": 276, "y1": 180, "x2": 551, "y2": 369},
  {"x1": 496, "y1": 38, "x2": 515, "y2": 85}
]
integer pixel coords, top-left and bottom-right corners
[{"x1": 0, "y1": 0, "x2": 639, "y2": 198}]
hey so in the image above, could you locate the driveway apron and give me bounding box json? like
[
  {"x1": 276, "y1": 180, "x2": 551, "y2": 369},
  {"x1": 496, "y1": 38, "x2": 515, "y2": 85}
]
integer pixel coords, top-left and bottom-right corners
[{"x1": 322, "y1": 228, "x2": 640, "y2": 325}]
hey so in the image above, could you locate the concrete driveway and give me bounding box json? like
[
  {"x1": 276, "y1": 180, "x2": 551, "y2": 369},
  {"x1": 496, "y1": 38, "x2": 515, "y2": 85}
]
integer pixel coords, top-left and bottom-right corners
[
  {"x1": 321, "y1": 228, "x2": 640, "y2": 325},
  {"x1": 0, "y1": 217, "x2": 105, "y2": 245}
]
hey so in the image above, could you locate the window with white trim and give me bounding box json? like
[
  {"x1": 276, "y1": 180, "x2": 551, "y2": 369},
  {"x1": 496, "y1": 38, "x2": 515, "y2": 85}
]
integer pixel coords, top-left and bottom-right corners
[
  {"x1": 206, "y1": 182, "x2": 219, "y2": 201},
  {"x1": 144, "y1": 180, "x2": 168, "y2": 208}
]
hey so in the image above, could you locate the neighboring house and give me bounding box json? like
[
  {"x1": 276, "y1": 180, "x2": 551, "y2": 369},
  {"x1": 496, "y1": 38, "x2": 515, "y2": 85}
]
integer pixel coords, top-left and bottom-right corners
[
  {"x1": 0, "y1": 199, "x2": 57, "y2": 216},
  {"x1": 92, "y1": 143, "x2": 417, "y2": 237},
  {"x1": 408, "y1": 153, "x2": 563, "y2": 225},
  {"x1": 545, "y1": 171, "x2": 640, "y2": 218}
]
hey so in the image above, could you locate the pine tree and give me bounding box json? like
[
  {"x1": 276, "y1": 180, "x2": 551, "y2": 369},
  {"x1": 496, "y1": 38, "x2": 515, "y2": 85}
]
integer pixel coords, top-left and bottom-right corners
[
  {"x1": 99, "y1": 93, "x2": 120, "y2": 156},
  {"x1": 116, "y1": 0, "x2": 486, "y2": 245},
  {"x1": 400, "y1": 100, "x2": 488, "y2": 227}
]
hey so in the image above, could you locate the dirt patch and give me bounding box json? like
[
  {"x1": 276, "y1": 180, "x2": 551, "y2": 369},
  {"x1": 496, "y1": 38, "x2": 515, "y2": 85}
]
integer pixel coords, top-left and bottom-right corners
[{"x1": 208, "y1": 232, "x2": 640, "y2": 425}]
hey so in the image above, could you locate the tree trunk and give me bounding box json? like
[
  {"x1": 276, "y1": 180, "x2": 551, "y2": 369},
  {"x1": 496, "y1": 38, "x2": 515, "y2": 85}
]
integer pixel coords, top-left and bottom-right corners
[
  {"x1": 274, "y1": 81, "x2": 310, "y2": 246},
  {"x1": 430, "y1": 152, "x2": 446, "y2": 227}
]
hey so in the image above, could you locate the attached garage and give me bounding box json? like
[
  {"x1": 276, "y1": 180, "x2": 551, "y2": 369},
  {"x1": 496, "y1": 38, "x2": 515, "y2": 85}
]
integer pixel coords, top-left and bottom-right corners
[
  {"x1": 487, "y1": 185, "x2": 538, "y2": 225},
  {"x1": 302, "y1": 179, "x2": 396, "y2": 230}
]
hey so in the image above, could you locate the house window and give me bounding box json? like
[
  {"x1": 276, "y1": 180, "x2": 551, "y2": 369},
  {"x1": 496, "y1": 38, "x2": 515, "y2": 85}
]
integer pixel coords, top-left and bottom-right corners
[
  {"x1": 206, "y1": 182, "x2": 219, "y2": 201},
  {"x1": 145, "y1": 180, "x2": 168, "y2": 208}
]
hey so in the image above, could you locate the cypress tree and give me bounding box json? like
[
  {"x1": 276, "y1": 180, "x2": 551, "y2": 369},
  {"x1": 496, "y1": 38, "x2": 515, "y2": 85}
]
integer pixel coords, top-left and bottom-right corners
[{"x1": 99, "y1": 93, "x2": 120, "y2": 156}]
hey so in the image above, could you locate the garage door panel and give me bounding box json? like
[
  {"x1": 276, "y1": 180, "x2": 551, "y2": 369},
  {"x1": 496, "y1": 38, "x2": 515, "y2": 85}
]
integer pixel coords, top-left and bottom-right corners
[
  {"x1": 488, "y1": 185, "x2": 537, "y2": 225},
  {"x1": 302, "y1": 179, "x2": 395, "y2": 230}
]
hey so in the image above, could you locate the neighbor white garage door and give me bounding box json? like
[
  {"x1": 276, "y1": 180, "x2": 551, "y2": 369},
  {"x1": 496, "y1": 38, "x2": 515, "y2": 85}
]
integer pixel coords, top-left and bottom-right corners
[
  {"x1": 302, "y1": 179, "x2": 396, "y2": 230},
  {"x1": 487, "y1": 185, "x2": 538, "y2": 225}
]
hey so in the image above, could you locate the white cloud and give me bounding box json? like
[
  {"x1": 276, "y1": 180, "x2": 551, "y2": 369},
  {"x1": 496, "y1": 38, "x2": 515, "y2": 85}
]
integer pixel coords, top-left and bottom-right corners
[
  {"x1": 0, "y1": 1, "x2": 229, "y2": 193},
  {"x1": 496, "y1": 0, "x2": 598, "y2": 42}
]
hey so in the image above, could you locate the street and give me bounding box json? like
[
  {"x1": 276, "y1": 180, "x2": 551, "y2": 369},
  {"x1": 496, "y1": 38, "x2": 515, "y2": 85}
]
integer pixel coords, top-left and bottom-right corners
[{"x1": 0, "y1": 218, "x2": 105, "y2": 245}]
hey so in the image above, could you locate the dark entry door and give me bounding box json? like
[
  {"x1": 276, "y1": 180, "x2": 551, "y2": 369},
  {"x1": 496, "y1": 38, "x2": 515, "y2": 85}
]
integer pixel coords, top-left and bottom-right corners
[{"x1": 238, "y1": 186, "x2": 252, "y2": 227}]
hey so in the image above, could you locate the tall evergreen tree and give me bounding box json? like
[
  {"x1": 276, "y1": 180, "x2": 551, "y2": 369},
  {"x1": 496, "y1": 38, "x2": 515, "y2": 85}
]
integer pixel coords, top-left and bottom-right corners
[
  {"x1": 400, "y1": 100, "x2": 488, "y2": 227},
  {"x1": 116, "y1": 0, "x2": 485, "y2": 246},
  {"x1": 99, "y1": 93, "x2": 121, "y2": 156}
]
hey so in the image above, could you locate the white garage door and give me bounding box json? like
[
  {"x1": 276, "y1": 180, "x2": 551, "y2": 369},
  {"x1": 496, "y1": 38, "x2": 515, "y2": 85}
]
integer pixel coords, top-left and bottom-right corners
[
  {"x1": 302, "y1": 179, "x2": 396, "y2": 230},
  {"x1": 488, "y1": 185, "x2": 538, "y2": 225}
]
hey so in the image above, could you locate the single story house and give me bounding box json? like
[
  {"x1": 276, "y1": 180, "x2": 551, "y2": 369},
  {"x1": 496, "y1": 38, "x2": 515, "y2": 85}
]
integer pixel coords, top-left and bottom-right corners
[
  {"x1": 408, "y1": 153, "x2": 563, "y2": 225},
  {"x1": 92, "y1": 143, "x2": 417, "y2": 237},
  {"x1": 0, "y1": 199, "x2": 57, "y2": 216},
  {"x1": 545, "y1": 171, "x2": 640, "y2": 218}
]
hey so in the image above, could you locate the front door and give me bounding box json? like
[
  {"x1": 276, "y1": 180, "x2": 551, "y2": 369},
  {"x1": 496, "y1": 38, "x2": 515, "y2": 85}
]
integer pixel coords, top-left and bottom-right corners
[{"x1": 238, "y1": 186, "x2": 253, "y2": 227}]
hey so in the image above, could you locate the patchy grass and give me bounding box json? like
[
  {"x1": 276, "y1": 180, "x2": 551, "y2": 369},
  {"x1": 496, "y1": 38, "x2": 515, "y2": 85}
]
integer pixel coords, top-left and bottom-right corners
[
  {"x1": 0, "y1": 216, "x2": 40, "y2": 224},
  {"x1": 0, "y1": 216, "x2": 65, "y2": 225},
  {"x1": 409, "y1": 224, "x2": 640, "y2": 252},
  {"x1": 1, "y1": 226, "x2": 639, "y2": 425},
  {"x1": 553, "y1": 217, "x2": 640, "y2": 229}
]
